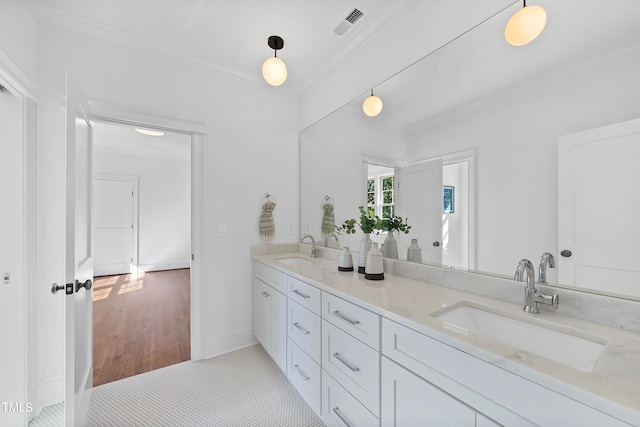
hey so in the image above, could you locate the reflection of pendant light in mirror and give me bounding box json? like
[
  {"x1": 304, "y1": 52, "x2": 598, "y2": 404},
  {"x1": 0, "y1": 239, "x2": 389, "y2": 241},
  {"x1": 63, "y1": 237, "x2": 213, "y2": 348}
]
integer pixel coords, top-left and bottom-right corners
[
  {"x1": 262, "y1": 35, "x2": 288, "y2": 86},
  {"x1": 363, "y1": 89, "x2": 383, "y2": 117},
  {"x1": 504, "y1": 0, "x2": 547, "y2": 46},
  {"x1": 135, "y1": 128, "x2": 164, "y2": 136}
]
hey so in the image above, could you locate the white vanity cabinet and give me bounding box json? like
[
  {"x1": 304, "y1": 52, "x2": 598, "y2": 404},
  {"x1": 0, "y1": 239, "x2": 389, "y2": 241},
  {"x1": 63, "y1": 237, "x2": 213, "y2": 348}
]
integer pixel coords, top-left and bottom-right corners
[{"x1": 253, "y1": 276, "x2": 287, "y2": 373}]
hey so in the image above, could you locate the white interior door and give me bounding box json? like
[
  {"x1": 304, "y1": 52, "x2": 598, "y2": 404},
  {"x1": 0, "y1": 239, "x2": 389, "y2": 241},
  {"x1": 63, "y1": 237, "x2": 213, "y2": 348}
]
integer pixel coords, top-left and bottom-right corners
[
  {"x1": 558, "y1": 118, "x2": 640, "y2": 298},
  {"x1": 396, "y1": 159, "x2": 443, "y2": 264},
  {"x1": 93, "y1": 178, "x2": 134, "y2": 276},
  {"x1": 63, "y1": 72, "x2": 94, "y2": 426}
]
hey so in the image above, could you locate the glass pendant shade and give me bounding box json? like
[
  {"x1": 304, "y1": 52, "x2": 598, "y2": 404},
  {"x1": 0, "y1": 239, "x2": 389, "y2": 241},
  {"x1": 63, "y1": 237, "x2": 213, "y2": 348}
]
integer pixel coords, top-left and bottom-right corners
[
  {"x1": 504, "y1": 4, "x2": 547, "y2": 46},
  {"x1": 262, "y1": 56, "x2": 288, "y2": 86},
  {"x1": 363, "y1": 94, "x2": 383, "y2": 117}
]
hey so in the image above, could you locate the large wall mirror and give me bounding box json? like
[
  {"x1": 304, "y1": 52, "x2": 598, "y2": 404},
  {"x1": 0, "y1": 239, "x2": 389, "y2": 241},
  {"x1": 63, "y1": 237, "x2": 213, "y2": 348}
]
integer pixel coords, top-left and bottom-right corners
[{"x1": 300, "y1": 0, "x2": 640, "y2": 301}]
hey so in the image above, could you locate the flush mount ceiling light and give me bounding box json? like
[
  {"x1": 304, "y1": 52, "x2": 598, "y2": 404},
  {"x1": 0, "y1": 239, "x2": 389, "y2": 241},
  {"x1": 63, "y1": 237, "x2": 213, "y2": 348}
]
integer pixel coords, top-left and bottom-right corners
[
  {"x1": 362, "y1": 89, "x2": 383, "y2": 117},
  {"x1": 135, "y1": 128, "x2": 165, "y2": 136},
  {"x1": 504, "y1": 0, "x2": 547, "y2": 46},
  {"x1": 262, "y1": 35, "x2": 288, "y2": 86}
]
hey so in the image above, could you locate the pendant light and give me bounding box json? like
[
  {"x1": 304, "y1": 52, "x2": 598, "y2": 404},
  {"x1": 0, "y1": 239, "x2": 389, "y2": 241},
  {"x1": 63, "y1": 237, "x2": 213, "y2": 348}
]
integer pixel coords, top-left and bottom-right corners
[
  {"x1": 504, "y1": 0, "x2": 547, "y2": 46},
  {"x1": 363, "y1": 89, "x2": 383, "y2": 117},
  {"x1": 262, "y1": 35, "x2": 288, "y2": 86}
]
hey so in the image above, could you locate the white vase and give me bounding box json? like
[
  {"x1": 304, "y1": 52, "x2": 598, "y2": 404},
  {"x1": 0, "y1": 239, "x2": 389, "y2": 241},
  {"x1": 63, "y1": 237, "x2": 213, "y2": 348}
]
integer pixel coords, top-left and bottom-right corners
[
  {"x1": 365, "y1": 243, "x2": 384, "y2": 280},
  {"x1": 382, "y1": 231, "x2": 399, "y2": 259},
  {"x1": 358, "y1": 233, "x2": 372, "y2": 274},
  {"x1": 407, "y1": 238, "x2": 422, "y2": 263},
  {"x1": 338, "y1": 247, "x2": 354, "y2": 271}
]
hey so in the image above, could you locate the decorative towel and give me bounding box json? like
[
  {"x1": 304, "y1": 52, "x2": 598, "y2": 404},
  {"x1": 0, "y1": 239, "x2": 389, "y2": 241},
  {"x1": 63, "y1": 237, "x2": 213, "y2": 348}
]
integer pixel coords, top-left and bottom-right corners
[
  {"x1": 322, "y1": 202, "x2": 335, "y2": 237},
  {"x1": 260, "y1": 201, "x2": 276, "y2": 242}
]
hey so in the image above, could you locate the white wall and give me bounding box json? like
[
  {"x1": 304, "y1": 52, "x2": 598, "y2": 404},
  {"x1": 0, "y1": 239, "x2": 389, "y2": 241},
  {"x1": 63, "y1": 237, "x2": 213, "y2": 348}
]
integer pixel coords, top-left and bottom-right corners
[
  {"x1": 94, "y1": 149, "x2": 191, "y2": 272},
  {"x1": 407, "y1": 52, "x2": 640, "y2": 278},
  {"x1": 36, "y1": 21, "x2": 300, "y2": 406},
  {"x1": 0, "y1": 77, "x2": 28, "y2": 427}
]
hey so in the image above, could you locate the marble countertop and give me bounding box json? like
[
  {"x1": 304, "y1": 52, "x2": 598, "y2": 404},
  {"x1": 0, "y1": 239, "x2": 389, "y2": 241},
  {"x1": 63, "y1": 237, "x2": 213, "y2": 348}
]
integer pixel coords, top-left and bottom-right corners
[{"x1": 252, "y1": 250, "x2": 640, "y2": 425}]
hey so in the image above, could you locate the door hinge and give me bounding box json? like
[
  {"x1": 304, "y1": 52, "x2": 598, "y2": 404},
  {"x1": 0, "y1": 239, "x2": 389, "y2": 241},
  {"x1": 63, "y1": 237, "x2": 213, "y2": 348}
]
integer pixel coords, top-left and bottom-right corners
[{"x1": 191, "y1": 254, "x2": 195, "y2": 261}]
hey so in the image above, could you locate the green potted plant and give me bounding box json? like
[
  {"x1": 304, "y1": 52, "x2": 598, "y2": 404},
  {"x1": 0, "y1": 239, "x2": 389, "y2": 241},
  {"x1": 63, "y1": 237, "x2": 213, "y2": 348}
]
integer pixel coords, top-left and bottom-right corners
[
  {"x1": 375, "y1": 214, "x2": 411, "y2": 259},
  {"x1": 337, "y1": 206, "x2": 378, "y2": 273}
]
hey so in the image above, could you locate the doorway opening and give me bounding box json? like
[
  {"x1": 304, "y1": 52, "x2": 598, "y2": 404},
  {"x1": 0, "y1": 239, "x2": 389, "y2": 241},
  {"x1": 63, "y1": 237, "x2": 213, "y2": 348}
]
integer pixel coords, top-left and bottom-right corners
[{"x1": 91, "y1": 121, "x2": 192, "y2": 385}]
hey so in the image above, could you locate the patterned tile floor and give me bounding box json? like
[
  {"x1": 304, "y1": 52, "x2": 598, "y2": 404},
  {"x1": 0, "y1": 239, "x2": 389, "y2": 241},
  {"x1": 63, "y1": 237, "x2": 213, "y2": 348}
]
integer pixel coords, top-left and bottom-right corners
[{"x1": 30, "y1": 345, "x2": 325, "y2": 426}]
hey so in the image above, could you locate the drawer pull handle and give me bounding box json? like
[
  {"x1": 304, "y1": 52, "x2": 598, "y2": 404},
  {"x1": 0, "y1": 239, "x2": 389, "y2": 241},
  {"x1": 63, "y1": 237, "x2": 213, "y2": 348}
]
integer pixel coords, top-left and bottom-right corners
[
  {"x1": 333, "y1": 352, "x2": 360, "y2": 372},
  {"x1": 293, "y1": 322, "x2": 310, "y2": 335},
  {"x1": 333, "y1": 310, "x2": 360, "y2": 326},
  {"x1": 261, "y1": 291, "x2": 270, "y2": 297},
  {"x1": 332, "y1": 407, "x2": 355, "y2": 427},
  {"x1": 293, "y1": 289, "x2": 310, "y2": 299},
  {"x1": 293, "y1": 364, "x2": 310, "y2": 381}
]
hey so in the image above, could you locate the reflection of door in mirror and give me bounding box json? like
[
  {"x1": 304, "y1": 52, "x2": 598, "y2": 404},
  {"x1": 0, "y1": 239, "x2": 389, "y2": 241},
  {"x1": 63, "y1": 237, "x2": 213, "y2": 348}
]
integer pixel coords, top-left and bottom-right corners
[
  {"x1": 376, "y1": 152, "x2": 475, "y2": 269},
  {"x1": 558, "y1": 118, "x2": 640, "y2": 298}
]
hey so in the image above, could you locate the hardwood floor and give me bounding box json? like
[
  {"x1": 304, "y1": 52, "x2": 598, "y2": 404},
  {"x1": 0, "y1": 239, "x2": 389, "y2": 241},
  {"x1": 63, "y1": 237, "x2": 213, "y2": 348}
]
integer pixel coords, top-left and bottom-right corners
[{"x1": 93, "y1": 268, "x2": 190, "y2": 387}]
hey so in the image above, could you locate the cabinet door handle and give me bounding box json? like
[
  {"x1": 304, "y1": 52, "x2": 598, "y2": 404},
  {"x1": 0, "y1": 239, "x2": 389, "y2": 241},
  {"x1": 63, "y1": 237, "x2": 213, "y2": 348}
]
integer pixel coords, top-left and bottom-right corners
[
  {"x1": 293, "y1": 364, "x2": 310, "y2": 381},
  {"x1": 332, "y1": 310, "x2": 360, "y2": 326},
  {"x1": 293, "y1": 322, "x2": 311, "y2": 335},
  {"x1": 332, "y1": 407, "x2": 355, "y2": 427},
  {"x1": 261, "y1": 291, "x2": 270, "y2": 297},
  {"x1": 293, "y1": 289, "x2": 310, "y2": 299},
  {"x1": 333, "y1": 352, "x2": 360, "y2": 372}
]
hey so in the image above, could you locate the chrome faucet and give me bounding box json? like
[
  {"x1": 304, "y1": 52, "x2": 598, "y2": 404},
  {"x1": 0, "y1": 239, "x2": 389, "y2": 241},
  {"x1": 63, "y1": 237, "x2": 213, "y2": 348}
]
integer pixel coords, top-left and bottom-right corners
[
  {"x1": 514, "y1": 259, "x2": 559, "y2": 314},
  {"x1": 538, "y1": 252, "x2": 556, "y2": 284},
  {"x1": 324, "y1": 232, "x2": 340, "y2": 248},
  {"x1": 299, "y1": 234, "x2": 319, "y2": 258}
]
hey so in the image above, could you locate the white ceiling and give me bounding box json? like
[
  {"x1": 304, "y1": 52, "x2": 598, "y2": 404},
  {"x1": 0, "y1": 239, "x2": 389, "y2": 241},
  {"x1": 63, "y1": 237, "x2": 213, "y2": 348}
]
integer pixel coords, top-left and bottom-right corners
[{"x1": 31, "y1": 0, "x2": 418, "y2": 96}]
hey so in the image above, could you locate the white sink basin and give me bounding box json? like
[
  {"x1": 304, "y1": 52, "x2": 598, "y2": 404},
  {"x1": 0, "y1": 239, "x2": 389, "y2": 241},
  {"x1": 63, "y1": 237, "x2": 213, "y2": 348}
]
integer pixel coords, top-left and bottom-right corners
[
  {"x1": 433, "y1": 302, "x2": 607, "y2": 372},
  {"x1": 276, "y1": 257, "x2": 310, "y2": 265}
]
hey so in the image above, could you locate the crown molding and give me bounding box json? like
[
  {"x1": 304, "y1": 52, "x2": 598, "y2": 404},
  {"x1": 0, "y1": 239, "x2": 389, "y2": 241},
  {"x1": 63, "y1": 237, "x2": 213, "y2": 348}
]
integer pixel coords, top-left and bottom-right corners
[{"x1": 409, "y1": 40, "x2": 640, "y2": 133}]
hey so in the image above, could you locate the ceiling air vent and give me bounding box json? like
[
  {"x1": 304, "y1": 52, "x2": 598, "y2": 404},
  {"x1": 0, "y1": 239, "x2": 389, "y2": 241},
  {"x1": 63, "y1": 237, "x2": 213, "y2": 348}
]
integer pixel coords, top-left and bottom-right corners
[{"x1": 334, "y1": 8, "x2": 365, "y2": 36}]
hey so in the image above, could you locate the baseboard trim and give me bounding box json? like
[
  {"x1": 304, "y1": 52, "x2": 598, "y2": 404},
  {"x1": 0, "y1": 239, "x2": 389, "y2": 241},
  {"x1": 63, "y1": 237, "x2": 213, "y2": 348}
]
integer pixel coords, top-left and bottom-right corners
[
  {"x1": 138, "y1": 261, "x2": 190, "y2": 273},
  {"x1": 202, "y1": 328, "x2": 257, "y2": 360}
]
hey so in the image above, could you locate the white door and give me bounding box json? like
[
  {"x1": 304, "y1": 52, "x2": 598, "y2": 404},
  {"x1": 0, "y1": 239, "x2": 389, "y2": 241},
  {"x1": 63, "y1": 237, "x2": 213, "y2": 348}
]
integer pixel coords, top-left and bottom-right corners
[
  {"x1": 395, "y1": 159, "x2": 443, "y2": 264},
  {"x1": 558, "y1": 118, "x2": 640, "y2": 298},
  {"x1": 63, "y1": 72, "x2": 94, "y2": 426},
  {"x1": 93, "y1": 178, "x2": 134, "y2": 276}
]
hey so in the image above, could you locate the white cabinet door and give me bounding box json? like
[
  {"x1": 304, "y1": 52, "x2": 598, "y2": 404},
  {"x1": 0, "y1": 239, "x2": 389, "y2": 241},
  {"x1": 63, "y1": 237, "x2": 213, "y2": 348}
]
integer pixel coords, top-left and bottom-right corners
[
  {"x1": 382, "y1": 356, "x2": 475, "y2": 427},
  {"x1": 254, "y1": 278, "x2": 271, "y2": 350},
  {"x1": 253, "y1": 277, "x2": 287, "y2": 372}
]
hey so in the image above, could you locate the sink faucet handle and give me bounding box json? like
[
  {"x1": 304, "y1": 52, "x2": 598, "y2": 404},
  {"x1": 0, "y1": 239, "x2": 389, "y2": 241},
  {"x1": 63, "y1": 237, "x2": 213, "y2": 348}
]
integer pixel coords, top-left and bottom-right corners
[{"x1": 536, "y1": 292, "x2": 559, "y2": 309}]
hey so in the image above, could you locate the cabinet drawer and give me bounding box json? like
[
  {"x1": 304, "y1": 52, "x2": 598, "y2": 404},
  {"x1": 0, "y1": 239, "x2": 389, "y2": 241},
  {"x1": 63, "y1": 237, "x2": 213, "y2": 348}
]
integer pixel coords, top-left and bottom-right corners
[
  {"x1": 288, "y1": 276, "x2": 321, "y2": 315},
  {"x1": 322, "y1": 320, "x2": 380, "y2": 416},
  {"x1": 322, "y1": 370, "x2": 379, "y2": 427},
  {"x1": 322, "y1": 292, "x2": 380, "y2": 350},
  {"x1": 288, "y1": 299, "x2": 321, "y2": 364},
  {"x1": 288, "y1": 339, "x2": 321, "y2": 415},
  {"x1": 254, "y1": 262, "x2": 287, "y2": 294}
]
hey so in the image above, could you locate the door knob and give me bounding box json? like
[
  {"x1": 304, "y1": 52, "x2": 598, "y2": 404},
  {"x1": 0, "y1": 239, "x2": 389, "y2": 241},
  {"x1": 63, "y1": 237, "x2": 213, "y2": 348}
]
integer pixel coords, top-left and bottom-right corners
[
  {"x1": 51, "y1": 282, "x2": 74, "y2": 295},
  {"x1": 76, "y1": 279, "x2": 93, "y2": 292},
  {"x1": 433, "y1": 241, "x2": 440, "y2": 247},
  {"x1": 560, "y1": 249, "x2": 572, "y2": 258}
]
